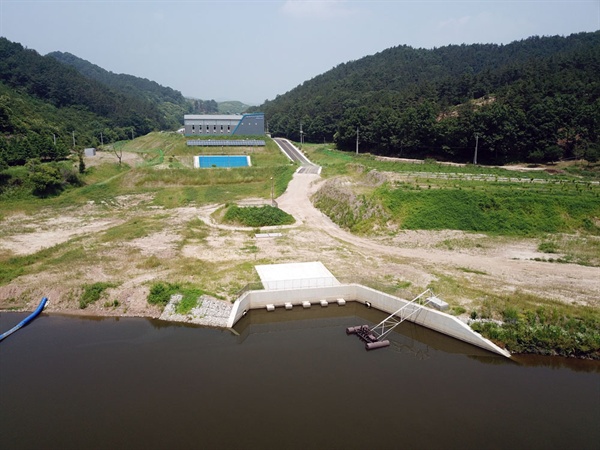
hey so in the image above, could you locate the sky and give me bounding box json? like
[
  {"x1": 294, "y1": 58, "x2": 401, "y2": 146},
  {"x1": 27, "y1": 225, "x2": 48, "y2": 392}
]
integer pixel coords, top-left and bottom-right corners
[{"x1": 1, "y1": 1, "x2": 599, "y2": 105}]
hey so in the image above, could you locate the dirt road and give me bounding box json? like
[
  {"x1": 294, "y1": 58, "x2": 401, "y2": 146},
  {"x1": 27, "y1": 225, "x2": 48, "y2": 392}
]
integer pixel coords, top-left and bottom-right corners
[
  {"x1": 275, "y1": 172, "x2": 600, "y2": 308},
  {"x1": 1, "y1": 160, "x2": 598, "y2": 317}
]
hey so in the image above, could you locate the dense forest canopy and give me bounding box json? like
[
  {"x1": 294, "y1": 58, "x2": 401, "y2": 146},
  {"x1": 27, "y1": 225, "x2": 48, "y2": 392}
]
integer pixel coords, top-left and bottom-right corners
[
  {"x1": 255, "y1": 32, "x2": 600, "y2": 164},
  {"x1": 2, "y1": 32, "x2": 599, "y2": 168},
  {"x1": 48, "y1": 51, "x2": 185, "y2": 105},
  {"x1": 48, "y1": 50, "x2": 190, "y2": 130},
  {"x1": 0, "y1": 38, "x2": 179, "y2": 165},
  {"x1": 0, "y1": 37, "x2": 247, "y2": 167}
]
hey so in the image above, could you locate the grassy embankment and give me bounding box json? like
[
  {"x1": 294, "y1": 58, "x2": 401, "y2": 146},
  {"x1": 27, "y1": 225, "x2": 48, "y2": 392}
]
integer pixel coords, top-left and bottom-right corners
[
  {"x1": 302, "y1": 143, "x2": 600, "y2": 358},
  {"x1": 0, "y1": 133, "x2": 295, "y2": 308}
]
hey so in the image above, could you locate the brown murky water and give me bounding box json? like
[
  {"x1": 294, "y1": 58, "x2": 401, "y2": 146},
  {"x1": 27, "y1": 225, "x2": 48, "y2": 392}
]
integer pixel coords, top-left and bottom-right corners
[{"x1": 1, "y1": 304, "x2": 598, "y2": 450}]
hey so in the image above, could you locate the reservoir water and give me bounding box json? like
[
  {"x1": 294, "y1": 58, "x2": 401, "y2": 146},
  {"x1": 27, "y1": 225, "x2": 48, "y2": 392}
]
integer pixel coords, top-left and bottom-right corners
[{"x1": 1, "y1": 304, "x2": 598, "y2": 450}]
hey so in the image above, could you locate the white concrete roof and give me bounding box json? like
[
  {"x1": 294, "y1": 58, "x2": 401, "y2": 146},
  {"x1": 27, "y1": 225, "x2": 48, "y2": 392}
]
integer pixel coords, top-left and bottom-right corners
[{"x1": 255, "y1": 262, "x2": 340, "y2": 291}]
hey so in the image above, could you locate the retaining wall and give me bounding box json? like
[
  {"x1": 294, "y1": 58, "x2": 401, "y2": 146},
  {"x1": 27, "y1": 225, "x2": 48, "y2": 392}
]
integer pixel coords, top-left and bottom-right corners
[{"x1": 227, "y1": 284, "x2": 510, "y2": 358}]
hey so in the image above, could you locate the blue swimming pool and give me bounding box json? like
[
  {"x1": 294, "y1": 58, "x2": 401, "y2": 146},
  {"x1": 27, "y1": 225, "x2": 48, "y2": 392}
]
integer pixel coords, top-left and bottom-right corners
[{"x1": 194, "y1": 155, "x2": 251, "y2": 168}]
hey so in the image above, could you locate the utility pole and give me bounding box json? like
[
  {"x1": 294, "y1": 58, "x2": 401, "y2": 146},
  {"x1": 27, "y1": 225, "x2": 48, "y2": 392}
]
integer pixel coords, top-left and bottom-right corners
[
  {"x1": 72, "y1": 131, "x2": 76, "y2": 148},
  {"x1": 131, "y1": 128, "x2": 134, "y2": 140},
  {"x1": 299, "y1": 122, "x2": 304, "y2": 149},
  {"x1": 473, "y1": 133, "x2": 479, "y2": 165},
  {"x1": 53, "y1": 133, "x2": 56, "y2": 146},
  {"x1": 100, "y1": 132, "x2": 104, "y2": 146},
  {"x1": 356, "y1": 127, "x2": 359, "y2": 155}
]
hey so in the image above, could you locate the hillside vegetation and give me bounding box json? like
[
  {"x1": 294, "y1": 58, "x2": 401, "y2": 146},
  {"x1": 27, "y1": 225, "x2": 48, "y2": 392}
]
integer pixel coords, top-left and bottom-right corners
[
  {"x1": 48, "y1": 51, "x2": 190, "y2": 130},
  {"x1": 258, "y1": 32, "x2": 600, "y2": 165},
  {"x1": 0, "y1": 132, "x2": 293, "y2": 206},
  {"x1": 0, "y1": 38, "x2": 173, "y2": 157},
  {"x1": 0, "y1": 38, "x2": 246, "y2": 168},
  {"x1": 307, "y1": 143, "x2": 600, "y2": 255}
]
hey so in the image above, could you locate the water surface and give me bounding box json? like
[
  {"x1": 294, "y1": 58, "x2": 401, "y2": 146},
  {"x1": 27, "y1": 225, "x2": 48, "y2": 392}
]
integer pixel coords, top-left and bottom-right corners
[{"x1": 1, "y1": 305, "x2": 598, "y2": 450}]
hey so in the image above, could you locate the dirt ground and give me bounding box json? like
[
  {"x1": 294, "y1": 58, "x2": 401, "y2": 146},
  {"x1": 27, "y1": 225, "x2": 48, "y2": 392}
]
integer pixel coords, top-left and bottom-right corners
[{"x1": 1, "y1": 162, "x2": 599, "y2": 318}]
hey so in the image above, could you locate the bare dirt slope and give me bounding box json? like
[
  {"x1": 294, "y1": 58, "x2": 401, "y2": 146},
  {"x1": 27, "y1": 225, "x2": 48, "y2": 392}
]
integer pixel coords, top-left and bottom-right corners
[{"x1": 1, "y1": 169, "x2": 598, "y2": 318}]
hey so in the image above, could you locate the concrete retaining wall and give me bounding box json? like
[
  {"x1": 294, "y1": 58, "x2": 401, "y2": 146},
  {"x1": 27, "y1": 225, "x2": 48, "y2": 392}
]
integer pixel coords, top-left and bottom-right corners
[
  {"x1": 227, "y1": 285, "x2": 356, "y2": 328},
  {"x1": 227, "y1": 284, "x2": 510, "y2": 357}
]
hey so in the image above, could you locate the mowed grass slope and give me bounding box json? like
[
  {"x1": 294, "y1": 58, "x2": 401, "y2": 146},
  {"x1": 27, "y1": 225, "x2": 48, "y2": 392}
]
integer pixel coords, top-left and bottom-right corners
[
  {"x1": 1, "y1": 133, "x2": 296, "y2": 212},
  {"x1": 304, "y1": 143, "x2": 600, "y2": 237}
]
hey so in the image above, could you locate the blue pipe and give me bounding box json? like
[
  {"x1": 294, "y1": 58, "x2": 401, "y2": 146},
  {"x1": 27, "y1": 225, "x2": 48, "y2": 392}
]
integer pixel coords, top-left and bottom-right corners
[{"x1": 0, "y1": 297, "x2": 48, "y2": 342}]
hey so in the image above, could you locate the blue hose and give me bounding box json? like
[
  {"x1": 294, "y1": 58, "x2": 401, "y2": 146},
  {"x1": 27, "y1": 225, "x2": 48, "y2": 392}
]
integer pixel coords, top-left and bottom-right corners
[{"x1": 0, "y1": 297, "x2": 48, "y2": 342}]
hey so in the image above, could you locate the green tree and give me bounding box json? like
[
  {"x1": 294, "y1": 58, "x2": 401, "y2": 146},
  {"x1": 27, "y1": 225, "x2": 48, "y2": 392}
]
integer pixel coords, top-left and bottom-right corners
[
  {"x1": 27, "y1": 159, "x2": 63, "y2": 196},
  {"x1": 76, "y1": 148, "x2": 86, "y2": 174}
]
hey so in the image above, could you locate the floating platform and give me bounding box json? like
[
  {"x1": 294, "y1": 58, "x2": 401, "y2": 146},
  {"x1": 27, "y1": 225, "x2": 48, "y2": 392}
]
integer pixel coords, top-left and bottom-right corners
[{"x1": 346, "y1": 324, "x2": 390, "y2": 351}]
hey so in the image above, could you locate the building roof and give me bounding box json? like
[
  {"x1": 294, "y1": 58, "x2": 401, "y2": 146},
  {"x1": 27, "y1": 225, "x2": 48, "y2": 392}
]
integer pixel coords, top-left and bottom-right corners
[
  {"x1": 255, "y1": 262, "x2": 340, "y2": 291},
  {"x1": 184, "y1": 114, "x2": 244, "y2": 121}
]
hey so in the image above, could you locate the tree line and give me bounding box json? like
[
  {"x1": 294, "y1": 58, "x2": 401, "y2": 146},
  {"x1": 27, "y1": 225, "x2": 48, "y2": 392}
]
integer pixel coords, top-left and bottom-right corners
[
  {"x1": 0, "y1": 38, "x2": 183, "y2": 167},
  {"x1": 256, "y1": 32, "x2": 600, "y2": 164},
  {"x1": 0, "y1": 38, "x2": 244, "y2": 168}
]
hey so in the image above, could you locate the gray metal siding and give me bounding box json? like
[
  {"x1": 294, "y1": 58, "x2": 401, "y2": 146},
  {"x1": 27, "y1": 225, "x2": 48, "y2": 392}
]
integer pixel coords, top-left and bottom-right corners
[
  {"x1": 184, "y1": 114, "x2": 264, "y2": 136},
  {"x1": 232, "y1": 114, "x2": 265, "y2": 136}
]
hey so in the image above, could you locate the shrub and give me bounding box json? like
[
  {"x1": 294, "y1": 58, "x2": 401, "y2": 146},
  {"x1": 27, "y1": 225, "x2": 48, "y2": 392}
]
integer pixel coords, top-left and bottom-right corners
[
  {"x1": 147, "y1": 282, "x2": 178, "y2": 306},
  {"x1": 147, "y1": 282, "x2": 206, "y2": 314},
  {"x1": 223, "y1": 205, "x2": 295, "y2": 227},
  {"x1": 472, "y1": 307, "x2": 600, "y2": 358},
  {"x1": 28, "y1": 160, "x2": 63, "y2": 196},
  {"x1": 538, "y1": 241, "x2": 558, "y2": 253},
  {"x1": 80, "y1": 282, "x2": 116, "y2": 309}
]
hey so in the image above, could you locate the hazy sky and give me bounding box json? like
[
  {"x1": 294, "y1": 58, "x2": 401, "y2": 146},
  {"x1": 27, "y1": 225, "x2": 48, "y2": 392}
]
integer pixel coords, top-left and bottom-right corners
[{"x1": 1, "y1": 1, "x2": 599, "y2": 104}]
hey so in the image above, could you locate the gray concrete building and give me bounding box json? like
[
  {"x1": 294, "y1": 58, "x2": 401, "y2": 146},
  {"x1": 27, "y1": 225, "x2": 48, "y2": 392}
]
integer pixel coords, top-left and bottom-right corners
[{"x1": 184, "y1": 113, "x2": 264, "y2": 136}]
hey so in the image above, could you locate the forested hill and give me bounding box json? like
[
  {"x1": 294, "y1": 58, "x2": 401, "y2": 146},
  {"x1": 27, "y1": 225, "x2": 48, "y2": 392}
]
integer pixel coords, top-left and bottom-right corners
[
  {"x1": 0, "y1": 38, "x2": 177, "y2": 165},
  {"x1": 46, "y1": 52, "x2": 188, "y2": 122},
  {"x1": 258, "y1": 31, "x2": 600, "y2": 164}
]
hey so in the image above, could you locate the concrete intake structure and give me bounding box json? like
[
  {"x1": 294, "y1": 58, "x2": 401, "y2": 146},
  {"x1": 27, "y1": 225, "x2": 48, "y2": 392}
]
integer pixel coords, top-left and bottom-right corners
[{"x1": 227, "y1": 284, "x2": 510, "y2": 357}]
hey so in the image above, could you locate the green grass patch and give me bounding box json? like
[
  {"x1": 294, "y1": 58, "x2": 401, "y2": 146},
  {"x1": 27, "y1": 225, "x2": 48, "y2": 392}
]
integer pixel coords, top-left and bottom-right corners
[
  {"x1": 536, "y1": 235, "x2": 600, "y2": 266},
  {"x1": 147, "y1": 281, "x2": 205, "y2": 314},
  {"x1": 175, "y1": 288, "x2": 204, "y2": 315},
  {"x1": 458, "y1": 267, "x2": 487, "y2": 275},
  {"x1": 176, "y1": 217, "x2": 211, "y2": 249},
  {"x1": 0, "y1": 241, "x2": 87, "y2": 286},
  {"x1": 145, "y1": 164, "x2": 295, "y2": 208},
  {"x1": 424, "y1": 272, "x2": 600, "y2": 358},
  {"x1": 0, "y1": 258, "x2": 26, "y2": 285},
  {"x1": 451, "y1": 306, "x2": 467, "y2": 315},
  {"x1": 222, "y1": 204, "x2": 295, "y2": 227},
  {"x1": 309, "y1": 150, "x2": 600, "y2": 237},
  {"x1": 136, "y1": 255, "x2": 162, "y2": 269},
  {"x1": 80, "y1": 282, "x2": 117, "y2": 309},
  {"x1": 1, "y1": 134, "x2": 295, "y2": 213},
  {"x1": 471, "y1": 304, "x2": 600, "y2": 359},
  {"x1": 538, "y1": 241, "x2": 559, "y2": 253},
  {"x1": 135, "y1": 149, "x2": 164, "y2": 168},
  {"x1": 100, "y1": 215, "x2": 167, "y2": 243},
  {"x1": 301, "y1": 143, "x2": 600, "y2": 182},
  {"x1": 380, "y1": 185, "x2": 600, "y2": 236}
]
